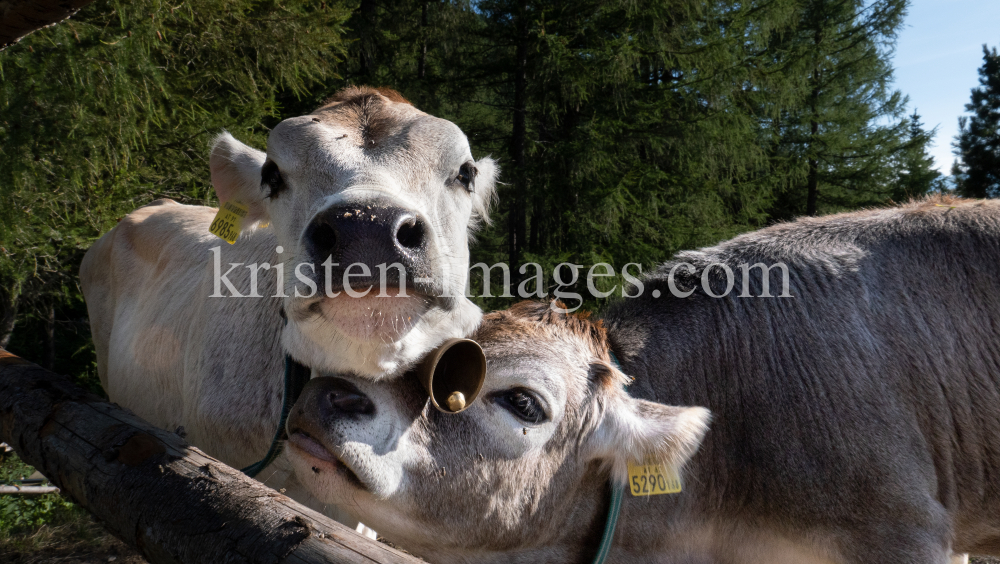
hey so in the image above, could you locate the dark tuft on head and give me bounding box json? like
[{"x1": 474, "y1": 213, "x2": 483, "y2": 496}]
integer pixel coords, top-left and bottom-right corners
[
  {"x1": 476, "y1": 301, "x2": 613, "y2": 365},
  {"x1": 311, "y1": 86, "x2": 415, "y2": 148},
  {"x1": 316, "y1": 86, "x2": 412, "y2": 110}
]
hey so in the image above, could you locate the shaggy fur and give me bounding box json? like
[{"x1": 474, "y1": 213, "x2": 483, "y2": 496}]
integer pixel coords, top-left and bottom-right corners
[
  {"x1": 603, "y1": 195, "x2": 1000, "y2": 563},
  {"x1": 286, "y1": 196, "x2": 1000, "y2": 563}
]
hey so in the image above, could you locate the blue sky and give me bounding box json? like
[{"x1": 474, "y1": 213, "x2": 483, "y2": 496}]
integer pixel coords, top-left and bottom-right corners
[{"x1": 893, "y1": 0, "x2": 1000, "y2": 173}]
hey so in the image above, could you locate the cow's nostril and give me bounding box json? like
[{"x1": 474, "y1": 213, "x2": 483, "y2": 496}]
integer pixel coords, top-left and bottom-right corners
[
  {"x1": 311, "y1": 223, "x2": 337, "y2": 257},
  {"x1": 396, "y1": 219, "x2": 424, "y2": 250},
  {"x1": 327, "y1": 389, "x2": 376, "y2": 417}
]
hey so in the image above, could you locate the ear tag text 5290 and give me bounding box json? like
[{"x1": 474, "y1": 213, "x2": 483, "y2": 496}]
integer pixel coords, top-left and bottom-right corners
[
  {"x1": 210, "y1": 201, "x2": 249, "y2": 244},
  {"x1": 627, "y1": 459, "x2": 682, "y2": 496}
]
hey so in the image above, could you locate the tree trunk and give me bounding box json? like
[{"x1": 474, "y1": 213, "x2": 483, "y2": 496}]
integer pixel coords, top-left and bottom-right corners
[
  {"x1": 417, "y1": 1, "x2": 428, "y2": 80},
  {"x1": 508, "y1": 0, "x2": 528, "y2": 275},
  {"x1": 807, "y1": 119, "x2": 819, "y2": 217},
  {"x1": 44, "y1": 300, "x2": 55, "y2": 370},
  {"x1": 529, "y1": 199, "x2": 540, "y2": 253},
  {"x1": 806, "y1": 31, "x2": 822, "y2": 217},
  {"x1": 0, "y1": 285, "x2": 15, "y2": 349},
  {"x1": 0, "y1": 485, "x2": 61, "y2": 495},
  {"x1": 357, "y1": 0, "x2": 378, "y2": 78},
  {"x1": 0, "y1": 0, "x2": 95, "y2": 50},
  {"x1": 0, "y1": 349, "x2": 422, "y2": 564}
]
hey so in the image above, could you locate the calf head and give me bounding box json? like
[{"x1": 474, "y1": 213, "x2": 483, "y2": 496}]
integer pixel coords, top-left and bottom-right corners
[
  {"x1": 209, "y1": 87, "x2": 497, "y2": 377},
  {"x1": 284, "y1": 301, "x2": 709, "y2": 561}
]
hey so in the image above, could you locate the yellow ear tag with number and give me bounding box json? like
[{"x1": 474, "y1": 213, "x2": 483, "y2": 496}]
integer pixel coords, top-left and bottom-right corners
[
  {"x1": 209, "y1": 201, "x2": 249, "y2": 244},
  {"x1": 627, "y1": 459, "x2": 682, "y2": 496}
]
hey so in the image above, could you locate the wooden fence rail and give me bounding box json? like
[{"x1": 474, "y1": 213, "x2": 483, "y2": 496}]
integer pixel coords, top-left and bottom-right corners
[
  {"x1": 0, "y1": 347, "x2": 423, "y2": 564},
  {"x1": 0, "y1": 485, "x2": 61, "y2": 495},
  {"x1": 0, "y1": 0, "x2": 96, "y2": 49}
]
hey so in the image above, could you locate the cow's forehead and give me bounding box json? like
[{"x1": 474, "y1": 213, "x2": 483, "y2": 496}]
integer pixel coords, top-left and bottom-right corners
[
  {"x1": 476, "y1": 306, "x2": 611, "y2": 362},
  {"x1": 484, "y1": 347, "x2": 588, "y2": 391},
  {"x1": 265, "y1": 102, "x2": 471, "y2": 172},
  {"x1": 479, "y1": 329, "x2": 599, "y2": 395}
]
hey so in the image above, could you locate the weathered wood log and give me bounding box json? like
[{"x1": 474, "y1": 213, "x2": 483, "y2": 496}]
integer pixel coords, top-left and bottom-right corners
[
  {"x1": 0, "y1": 0, "x2": 95, "y2": 49},
  {"x1": 0, "y1": 348, "x2": 424, "y2": 564},
  {"x1": 0, "y1": 485, "x2": 61, "y2": 494}
]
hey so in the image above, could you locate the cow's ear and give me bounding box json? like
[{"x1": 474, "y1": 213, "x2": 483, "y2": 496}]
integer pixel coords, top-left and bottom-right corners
[
  {"x1": 469, "y1": 156, "x2": 498, "y2": 232},
  {"x1": 209, "y1": 132, "x2": 269, "y2": 223},
  {"x1": 587, "y1": 374, "x2": 710, "y2": 484}
]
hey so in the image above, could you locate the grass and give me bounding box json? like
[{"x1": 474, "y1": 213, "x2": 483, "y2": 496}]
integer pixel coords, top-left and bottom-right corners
[
  {"x1": 0, "y1": 451, "x2": 143, "y2": 564},
  {"x1": 0, "y1": 454, "x2": 79, "y2": 535}
]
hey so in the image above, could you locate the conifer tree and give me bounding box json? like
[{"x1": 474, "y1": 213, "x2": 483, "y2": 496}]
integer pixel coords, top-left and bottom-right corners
[
  {"x1": 469, "y1": 0, "x2": 804, "y2": 277},
  {"x1": 765, "y1": 0, "x2": 910, "y2": 218},
  {"x1": 953, "y1": 45, "x2": 1000, "y2": 199},
  {"x1": 0, "y1": 0, "x2": 939, "y2": 355},
  {"x1": 892, "y1": 111, "x2": 944, "y2": 201},
  {"x1": 327, "y1": 0, "x2": 486, "y2": 114},
  {"x1": 290, "y1": 0, "x2": 922, "y2": 304},
  {"x1": 0, "y1": 0, "x2": 352, "y2": 371}
]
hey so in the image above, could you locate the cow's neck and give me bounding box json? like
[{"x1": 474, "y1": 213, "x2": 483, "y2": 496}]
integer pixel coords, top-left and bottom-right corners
[{"x1": 412, "y1": 470, "x2": 613, "y2": 564}]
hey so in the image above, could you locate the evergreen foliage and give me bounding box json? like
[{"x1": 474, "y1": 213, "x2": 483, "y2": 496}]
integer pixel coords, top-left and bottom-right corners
[
  {"x1": 468, "y1": 0, "x2": 799, "y2": 271},
  {"x1": 891, "y1": 111, "x2": 945, "y2": 201},
  {"x1": 764, "y1": 0, "x2": 911, "y2": 219},
  {"x1": 350, "y1": 0, "x2": 929, "y2": 306},
  {"x1": 0, "y1": 0, "x2": 352, "y2": 375},
  {"x1": 0, "y1": 0, "x2": 947, "y2": 379},
  {"x1": 953, "y1": 45, "x2": 1000, "y2": 199}
]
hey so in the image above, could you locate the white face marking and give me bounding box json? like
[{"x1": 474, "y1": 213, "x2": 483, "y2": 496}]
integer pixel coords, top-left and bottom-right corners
[{"x1": 211, "y1": 91, "x2": 497, "y2": 377}]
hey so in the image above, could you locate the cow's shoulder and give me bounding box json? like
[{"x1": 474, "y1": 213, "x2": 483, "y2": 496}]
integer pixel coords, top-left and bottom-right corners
[
  {"x1": 143, "y1": 197, "x2": 181, "y2": 208},
  {"x1": 84, "y1": 197, "x2": 282, "y2": 288},
  {"x1": 115, "y1": 199, "x2": 216, "y2": 261},
  {"x1": 81, "y1": 200, "x2": 228, "y2": 313}
]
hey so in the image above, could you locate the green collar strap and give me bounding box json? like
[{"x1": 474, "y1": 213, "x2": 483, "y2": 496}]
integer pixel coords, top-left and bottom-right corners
[
  {"x1": 593, "y1": 480, "x2": 626, "y2": 564},
  {"x1": 242, "y1": 353, "x2": 311, "y2": 478},
  {"x1": 243, "y1": 310, "x2": 313, "y2": 478},
  {"x1": 593, "y1": 350, "x2": 628, "y2": 564}
]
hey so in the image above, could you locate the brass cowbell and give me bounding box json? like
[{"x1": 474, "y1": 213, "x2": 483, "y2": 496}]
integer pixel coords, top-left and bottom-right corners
[{"x1": 414, "y1": 338, "x2": 487, "y2": 414}]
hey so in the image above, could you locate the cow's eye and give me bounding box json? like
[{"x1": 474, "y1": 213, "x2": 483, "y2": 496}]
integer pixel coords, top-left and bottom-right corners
[
  {"x1": 456, "y1": 161, "x2": 477, "y2": 192},
  {"x1": 494, "y1": 388, "x2": 547, "y2": 424},
  {"x1": 261, "y1": 160, "x2": 285, "y2": 198}
]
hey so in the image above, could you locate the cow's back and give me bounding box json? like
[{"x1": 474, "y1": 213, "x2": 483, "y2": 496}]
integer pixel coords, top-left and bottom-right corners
[{"x1": 604, "y1": 197, "x2": 1000, "y2": 560}]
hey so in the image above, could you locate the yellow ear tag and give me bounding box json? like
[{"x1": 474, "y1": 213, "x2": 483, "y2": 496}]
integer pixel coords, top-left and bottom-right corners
[
  {"x1": 627, "y1": 459, "x2": 682, "y2": 496},
  {"x1": 209, "y1": 201, "x2": 249, "y2": 244}
]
